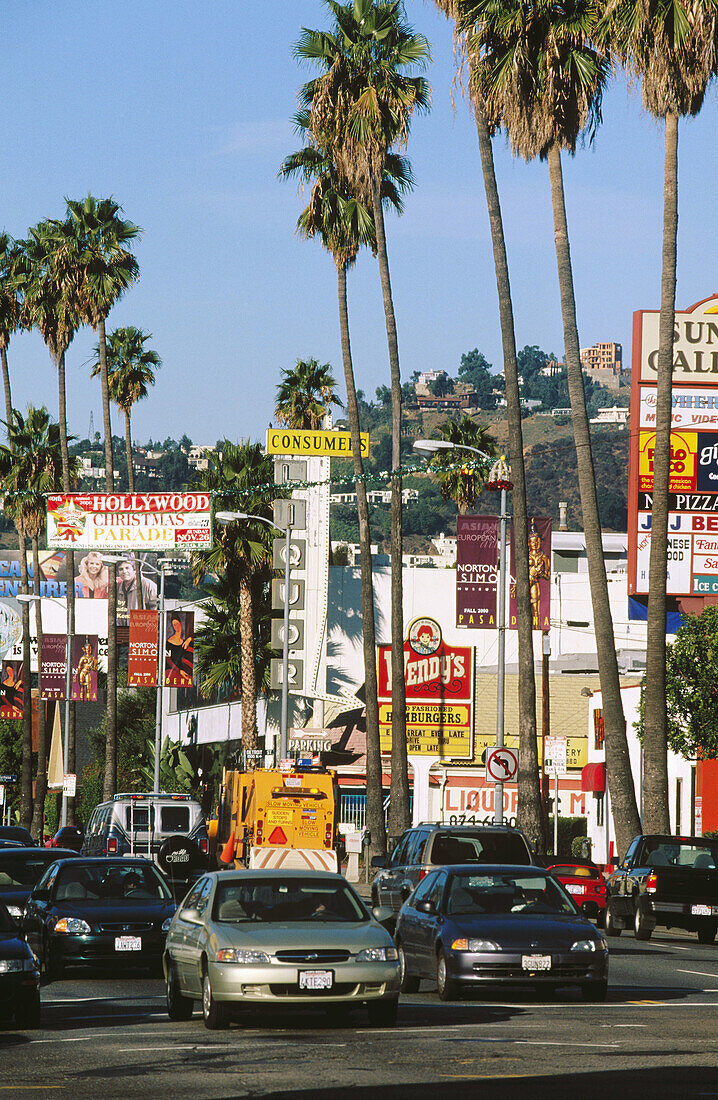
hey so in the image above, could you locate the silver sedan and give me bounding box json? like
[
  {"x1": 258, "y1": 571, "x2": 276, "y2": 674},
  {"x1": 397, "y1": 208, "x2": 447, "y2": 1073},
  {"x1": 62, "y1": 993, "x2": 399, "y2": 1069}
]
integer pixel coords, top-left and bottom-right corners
[{"x1": 164, "y1": 869, "x2": 400, "y2": 1029}]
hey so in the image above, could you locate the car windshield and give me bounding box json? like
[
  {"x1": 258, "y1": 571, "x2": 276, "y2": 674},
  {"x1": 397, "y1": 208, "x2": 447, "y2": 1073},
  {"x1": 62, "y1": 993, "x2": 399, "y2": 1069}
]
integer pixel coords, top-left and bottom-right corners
[
  {"x1": 213, "y1": 878, "x2": 368, "y2": 924},
  {"x1": 446, "y1": 871, "x2": 578, "y2": 917},
  {"x1": 431, "y1": 832, "x2": 529, "y2": 865},
  {"x1": 54, "y1": 863, "x2": 171, "y2": 902},
  {"x1": 0, "y1": 903, "x2": 17, "y2": 932},
  {"x1": 550, "y1": 864, "x2": 599, "y2": 879},
  {"x1": 0, "y1": 854, "x2": 65, "y2": 889}
]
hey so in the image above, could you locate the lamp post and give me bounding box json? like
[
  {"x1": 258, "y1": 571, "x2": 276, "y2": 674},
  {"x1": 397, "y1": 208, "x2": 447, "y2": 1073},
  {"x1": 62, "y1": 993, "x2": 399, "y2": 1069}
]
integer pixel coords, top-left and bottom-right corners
[
  {"x1": 17, "y1": 593, "x2": 72, "y2": 827},
  {"x1": 216, "y1": 510, "x2": 291, "y2": 764},
  {"x1": 413, "y1": 439, "x2": 510, "y2": 826}
]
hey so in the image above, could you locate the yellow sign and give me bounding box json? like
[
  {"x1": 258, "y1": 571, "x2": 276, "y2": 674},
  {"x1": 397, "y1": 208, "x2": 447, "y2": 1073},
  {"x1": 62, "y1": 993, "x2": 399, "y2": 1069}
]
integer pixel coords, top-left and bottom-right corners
[
  {"x1": 379, "y1": 703, "x2": 473, "y2": 759},
  {"x1": 473, "y1": 733, "x2": 588, "y2": 769},
  {"x1": 638, "y1": 430, "x2": 697, "y2": 492},
  {"x1": 266, "y1": 429, "x2": 369, "y2": 457},
  {"x1": 265, "y1": 806, "x2": 294, "y2": 826}
]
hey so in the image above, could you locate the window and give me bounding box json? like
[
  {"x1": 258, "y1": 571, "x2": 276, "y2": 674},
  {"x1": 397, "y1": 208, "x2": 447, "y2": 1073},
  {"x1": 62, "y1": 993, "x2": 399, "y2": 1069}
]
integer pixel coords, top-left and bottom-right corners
[
  {"x1": 195, "y1": 877, "x2": 213, "y2": 916},
  {"x1": 411, "y1": 872, "x2": 439, "y2": 906},
  {"x1": 161, "y1": 806, "x2": 190, "y2": 833},
  {"x1": 213, "y1": 877, "x2": 367, "y2": 924},
  {"x1": 390, "y1": 834, "x2": 411, "y2": 867},
  {"x1": 182, "y1": 878, "x2": 208, "y2": 911},
  {"x1": 428, "y1": 871, "x2": 447, "y2": 911}
]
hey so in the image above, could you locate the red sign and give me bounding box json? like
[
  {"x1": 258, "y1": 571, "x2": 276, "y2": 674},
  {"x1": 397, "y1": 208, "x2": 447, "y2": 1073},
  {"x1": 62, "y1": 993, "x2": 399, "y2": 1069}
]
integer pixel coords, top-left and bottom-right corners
[
  {"x1": 0, "y1": 661, "x2": 23, "y2": 719},
  {"x1": 165, "y1": 610, "x2": 194, "y2": 687},
  {"x1": 509, "y1": 517, "x2": 551, "y2": 631},
  {"x1": 456, "y1": 515, "x2": 499, "y2": 629},
  {"x1": 71, "y1": 636, "x2": 99, "y2": 702},
  {"x1": 40, "y1": 634, "x2": 67, "y2": 700},
  {"x1": 129, "y1": 610, "x2": 159, "y2": 686}
]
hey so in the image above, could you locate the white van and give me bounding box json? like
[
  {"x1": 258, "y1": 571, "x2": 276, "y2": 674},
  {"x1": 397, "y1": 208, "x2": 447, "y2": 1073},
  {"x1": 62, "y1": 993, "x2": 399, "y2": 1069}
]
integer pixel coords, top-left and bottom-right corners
[{"x1": 82, "y1": 792, "x2": 209, "y2": 869}]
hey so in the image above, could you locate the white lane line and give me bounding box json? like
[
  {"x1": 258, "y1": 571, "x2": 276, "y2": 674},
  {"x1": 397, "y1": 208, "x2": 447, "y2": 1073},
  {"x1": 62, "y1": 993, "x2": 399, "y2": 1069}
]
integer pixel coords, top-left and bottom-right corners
[
  {"x1": 29, "y1": 1037, "x2": 97, "y2": 1046},
  {"x1": 677, "y1": 970, "x2": 718, "y2": 979}
]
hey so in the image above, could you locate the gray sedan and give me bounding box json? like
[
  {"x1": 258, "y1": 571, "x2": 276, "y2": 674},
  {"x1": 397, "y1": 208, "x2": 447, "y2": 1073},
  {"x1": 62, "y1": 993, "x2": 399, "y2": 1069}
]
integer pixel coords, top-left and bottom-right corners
[{"x1": 164, "y1": 869, "x2": 400, "y2": 1029}]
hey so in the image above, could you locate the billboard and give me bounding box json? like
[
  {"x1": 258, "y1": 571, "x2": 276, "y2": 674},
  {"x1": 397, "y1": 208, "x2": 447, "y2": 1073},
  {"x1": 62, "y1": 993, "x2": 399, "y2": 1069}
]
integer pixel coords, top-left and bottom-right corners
[
  {"x1": 46, "y1": 493, "x2": 212, "y2": 552},
  {"x1": 377, "y1": 616, "x2": 474, "y2": 759},
  {"x1": 628, "y1": 295, "x2": 718, "y2": 597},
  {"x1": 456, "y1": 515, "x2": 499, "y2": 628},
  {"x1": 128, "y1": 610, "x2": 159, "y2": 686},
  {"x1": 70, "y1": 636, "x2": 98, "y2": 702},
  {"x1": 40, "y1": 634, "x2": 66, "y2": 700},
  {"x1": 0, "y1": 661, "x2": 23, "y2": 719},
  {"x1": 266, "y1": 428, "x2": 369, "y2": 457},
  {"x1": 509, "y1": 517, "x2": 552, "y2": 631},
  {"x1": 164, "y1": 610, "x2": 194, "y2": 687}
]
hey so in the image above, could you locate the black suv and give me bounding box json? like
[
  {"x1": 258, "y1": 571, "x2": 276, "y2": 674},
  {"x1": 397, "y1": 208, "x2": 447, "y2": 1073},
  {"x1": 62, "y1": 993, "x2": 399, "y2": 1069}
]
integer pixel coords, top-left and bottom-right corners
[{"x1": 371, "y1": 823, "x2": 537, "y2": 915}]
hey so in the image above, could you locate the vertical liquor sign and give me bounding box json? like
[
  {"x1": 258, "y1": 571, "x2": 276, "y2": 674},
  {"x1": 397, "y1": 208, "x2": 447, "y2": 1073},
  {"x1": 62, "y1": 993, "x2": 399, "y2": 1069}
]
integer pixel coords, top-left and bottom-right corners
[{"x1": 628, "y1": 294, "x2": 718, "y2": 600}]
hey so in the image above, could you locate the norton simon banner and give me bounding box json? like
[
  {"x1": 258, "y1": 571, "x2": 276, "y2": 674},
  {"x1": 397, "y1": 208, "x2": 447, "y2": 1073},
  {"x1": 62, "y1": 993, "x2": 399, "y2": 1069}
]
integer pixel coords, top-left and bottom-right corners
[
  {"x1": 46, "y1": 493, "x2": 213, "y2": 552},
  {"x1": 377, "y1": 616, "x2": 474, "y2": 759}
]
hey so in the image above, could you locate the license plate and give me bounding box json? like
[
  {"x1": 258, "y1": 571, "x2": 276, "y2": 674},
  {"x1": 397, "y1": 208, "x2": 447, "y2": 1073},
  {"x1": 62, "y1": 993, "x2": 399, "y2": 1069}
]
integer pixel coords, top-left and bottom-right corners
[
  {"x1": 299, "y1": 969, "x2": 333, "y2": 990},
  {"x1": 522, "y1": 955, "x2": 551, "y2": 971},
  {"x1": 691, "y1": 904, "x2": 712, "y2": 917},
  {"x1": 115, "y1": 935, "x2": 142, "y2": 951},
  {"x1": 566, "y1": 884, "x2": 584, "y2": 895}
]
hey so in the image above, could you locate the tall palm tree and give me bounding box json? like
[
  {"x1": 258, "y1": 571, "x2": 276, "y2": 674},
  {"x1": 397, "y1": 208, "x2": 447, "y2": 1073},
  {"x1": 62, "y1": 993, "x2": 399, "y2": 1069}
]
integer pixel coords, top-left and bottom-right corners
[
  {"x1": 0, "y1": 234, "x2": 21, "y2": 431},
  {"x1": 428, "y1": 417, "x2": 497, "y2": 514},
  {"x1": 459, "y1": 0, "x2": 641, "y2": 853},
  {"x1": 275, "y1": 357, "x2": 342, "y2": 429},
  {"x1": 279, "y1": 133, "x2": 411, "y2": 859},
  {"x1": 91, "y1": 327, "x2": 160, "y2": 493},
  {"x1": 596, "y1": 0, "x2": 718, "y2": 833},
  {"x1": 192, "y1": 443, "x2": 274, "y2": 758},
  {"x1": 432, "y1": 0, "x2": 546, "y2": 850},
  {"x1": 0, "y1": 407, "x2": 73, "y2": 839},
  {"x1": 296, "y1": 0, "x2": 431, "y2": 836},
  {"x1": 64, "y1": 195, "x2": 140, "y2": 802}
]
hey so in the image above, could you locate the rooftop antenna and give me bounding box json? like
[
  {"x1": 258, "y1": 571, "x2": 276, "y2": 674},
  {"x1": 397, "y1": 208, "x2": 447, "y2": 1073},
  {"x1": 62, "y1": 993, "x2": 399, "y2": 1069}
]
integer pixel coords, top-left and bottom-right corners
[{"x1": 88, "y1": 410, "x2": 95, "y2": 442}]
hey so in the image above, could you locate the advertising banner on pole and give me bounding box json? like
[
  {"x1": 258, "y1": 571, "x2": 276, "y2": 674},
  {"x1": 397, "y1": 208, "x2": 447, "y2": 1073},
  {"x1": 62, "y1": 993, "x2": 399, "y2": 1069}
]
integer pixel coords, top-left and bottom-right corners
[
  {"x1": 456, "y1": 515, "x2": 499, "y2": 628},
  {"x1": 377, "y1": 616, "x2": 474, "y2": 759},
  {"x1": 40, "y1": 634, "x2": 66, "y2": 699},
  {"x1": 164, "y1": 610, "x2": 194, "y2": 687},
  {"x1": 128, "y1": 610, "x2": 159, "y2": 686},
  {"x1": 46, "y1": 492, "x2": 212, "y2": 552},
  {"x1": 70, "y1": 635, "x2": 98, "y2": 702},
  {"x1": 509, "y1": 517, "x2": 552, "y2": 631},
  {"x1": 0, "y1": 661, "x2": 23, "y2": 719}
]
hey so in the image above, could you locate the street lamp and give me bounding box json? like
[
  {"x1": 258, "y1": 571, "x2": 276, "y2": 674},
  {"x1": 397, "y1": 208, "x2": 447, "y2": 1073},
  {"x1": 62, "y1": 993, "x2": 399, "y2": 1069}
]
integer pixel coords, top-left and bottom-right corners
[
  {"x1": 17, "y1": 593, "x2": 72, "y2": 827},
  {"x1": 413, "y1": 439, "x2": 510, "y2": 826},
  {"x1": 215, "y1": 510, "x2": 291, "y2": 764}
]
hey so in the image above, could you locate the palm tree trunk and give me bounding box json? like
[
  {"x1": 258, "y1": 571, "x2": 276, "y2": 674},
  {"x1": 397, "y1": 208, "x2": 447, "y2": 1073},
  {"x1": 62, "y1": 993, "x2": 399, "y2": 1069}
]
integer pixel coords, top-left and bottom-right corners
[
  {"x1": 30, "y1": 535, "x2": 47, "y2": 841},
  {"x1": 239, "y1": 573, "x2": 258, "y2": 758},
  {"x1": 475, "y1": 104, "x2": 544, "y2": 851},
  {"x1": 642, "y1": 113, "x2": 678, "y2": 834},
  {"x1": 0, "y1": 345, "x2": 12, "y2": 432},
  {"x1": 17, "y1": 527, "x2": 32, "y2": 830},
  {"x1": 547, "y1": 146, "x2": 640, "y2": 855},
  {"x1": 125, "y1": 409, "x2": 135, "y2": 494},
  {"x1": 56, "y1": 347, "x2": 77, "y2": 824},
  {"x1": 370, "y1": 173, "x2": 409, "y2": 838},
  {"x1": 337, "y1": 261, "x2": 386, "y2": 859}
]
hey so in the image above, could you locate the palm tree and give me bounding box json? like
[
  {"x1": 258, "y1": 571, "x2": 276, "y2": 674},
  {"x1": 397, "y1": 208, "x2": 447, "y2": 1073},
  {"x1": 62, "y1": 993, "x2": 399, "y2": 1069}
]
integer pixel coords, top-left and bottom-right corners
[
  {"x1": 596, "y1": 0, "x2": 718, "y2": 833},
  {"x1": 275, "y1": 357, "x2": 342, "y2": 430},
  {"x1": 91, "y1": 327, "x2": 160, "y2": 493},
  {"x1": 433, "y1": 0, "x2": 547, "y2": 850},
  {"x1": 280, "y1": 131, "x2": 413, "y2": 858},
  {"x1": 296, "y1": 0, "x2": 431, "y2": 837},
  {"x1": 428, "y1": 417, "x2": 497, "y2": 514},
  {"x1": 0, "y1": 407, "x2": 74, "y2": 836},
  {"x1": 192, "y1": 442, "x2": 274, "y2": 757},
  {"x1": 0, "y1": 234, "x2": 21, "y2": 431},
  {"x1": 458, "y1": 0, "x2": 641, "y2": 853}
]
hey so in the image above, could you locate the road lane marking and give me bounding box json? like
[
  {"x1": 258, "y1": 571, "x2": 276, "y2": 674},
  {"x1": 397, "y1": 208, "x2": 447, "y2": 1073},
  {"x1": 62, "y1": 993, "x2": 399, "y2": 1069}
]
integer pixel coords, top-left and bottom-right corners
[{"x1": 677, "y1": 970, "x2": 718, "y2": 979}]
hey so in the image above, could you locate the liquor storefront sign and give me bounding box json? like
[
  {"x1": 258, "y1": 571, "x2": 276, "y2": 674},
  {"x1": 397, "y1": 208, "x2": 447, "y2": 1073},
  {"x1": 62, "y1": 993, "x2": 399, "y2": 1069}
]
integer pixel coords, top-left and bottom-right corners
[
  {"x1": 46, "y1": 493, "x2": 212, "y2": 552},
  {"x1": 377, "y1": 616, "x2": 474, "y2": 759}
]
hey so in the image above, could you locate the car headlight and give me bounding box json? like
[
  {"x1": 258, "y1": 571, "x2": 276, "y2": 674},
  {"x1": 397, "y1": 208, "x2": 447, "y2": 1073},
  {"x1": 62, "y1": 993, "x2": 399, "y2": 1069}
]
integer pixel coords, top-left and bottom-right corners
[
  {"x1": 0, "y1": 958, "x2": 36, "y2": 973},
  {"x1": 451, "y1": 938, "x2": 500, "y2": 952},
  {"x1": 570, "y1": 939, "x2": 598, "y2": 952},
  {"x1": 356, "y1": 946, "x2": 398, "y2": 962},
  {"x1": 54, "y1": 917, "x2": 91, "y2": 935},
  {"x1": 215, "y1": 949, "x2": 270, "y2": 964},
  {"x1": 6, "y1": 905, "x2": 22, "y2": 920},
  {"x1": 161, "y1": 917, "x2": 173, "y2": 932}
]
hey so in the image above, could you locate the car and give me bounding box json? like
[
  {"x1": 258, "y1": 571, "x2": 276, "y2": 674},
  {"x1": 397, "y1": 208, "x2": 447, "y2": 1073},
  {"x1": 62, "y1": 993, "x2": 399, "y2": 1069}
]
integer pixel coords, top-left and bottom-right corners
[
  {"x1": 395, "y1": 864, "x2": 608, "y2": 1002},
  {"x1": 546, "y1": 860, "x2": 607, "y2": 924},
  {"x1": 0, "y1": 901, "x2": 41, "y2": 1028},
  {"x1": 0, "y1": 826, "x2": 35, "y2": 847},
  {"x1": 164, "y1": 869, "x2": 400, "y2": 1030},
  {"x1": 49, "y1": 826, "x2": 84, "y2": 853},
  {"x1": 0, "y1": 839, "x2": 24, "y2": 849},
  {"x1": 371, "y1": 823, "x2": 537, "y2": 917},
  {"x1": 0, "y1": 847, "x2": 82, "y2": 921},
  {"x1": 22, "y1": 857, "x2": 177, "y2": 981}
]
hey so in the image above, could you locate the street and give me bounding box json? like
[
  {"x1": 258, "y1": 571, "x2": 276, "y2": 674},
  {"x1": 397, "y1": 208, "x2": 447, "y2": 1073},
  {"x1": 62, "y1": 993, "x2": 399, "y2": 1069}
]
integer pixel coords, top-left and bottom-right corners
[{"x1": 3, "y1": 929, "x2": 718, "y2": 1099}]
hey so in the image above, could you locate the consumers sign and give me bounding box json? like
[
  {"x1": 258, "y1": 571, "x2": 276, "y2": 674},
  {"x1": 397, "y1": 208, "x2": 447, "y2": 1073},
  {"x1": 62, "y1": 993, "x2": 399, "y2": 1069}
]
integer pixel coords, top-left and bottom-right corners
[
  {"x1": 46, "y1": 493, "x2": 212, "y2": 552},
  {"x1": 629, "y1": 295, "x2": 718, "y2": 597},
  {"x1": 266, "y1": 428, "x2": 368, "y2": 457}
]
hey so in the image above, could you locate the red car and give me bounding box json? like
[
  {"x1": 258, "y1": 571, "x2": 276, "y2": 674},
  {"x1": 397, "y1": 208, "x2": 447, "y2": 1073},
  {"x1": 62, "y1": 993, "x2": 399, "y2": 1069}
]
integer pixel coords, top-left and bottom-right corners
[{"x1": 546, "y1": 861, "x2": 606, "y2": 924}]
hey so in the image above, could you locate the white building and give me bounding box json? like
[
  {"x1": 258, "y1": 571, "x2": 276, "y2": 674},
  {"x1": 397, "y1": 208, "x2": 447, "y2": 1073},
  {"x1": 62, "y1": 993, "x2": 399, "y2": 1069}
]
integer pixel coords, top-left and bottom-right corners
[{"x1": 590, "y1": 406, "x2": 629, "y2": 427}]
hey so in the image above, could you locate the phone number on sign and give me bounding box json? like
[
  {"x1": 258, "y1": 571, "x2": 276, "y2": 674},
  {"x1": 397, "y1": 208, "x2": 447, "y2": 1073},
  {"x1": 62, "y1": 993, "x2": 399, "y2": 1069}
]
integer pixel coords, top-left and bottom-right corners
[{"x1": 443, "y1": 814, "x2": 518, "y2": 827}]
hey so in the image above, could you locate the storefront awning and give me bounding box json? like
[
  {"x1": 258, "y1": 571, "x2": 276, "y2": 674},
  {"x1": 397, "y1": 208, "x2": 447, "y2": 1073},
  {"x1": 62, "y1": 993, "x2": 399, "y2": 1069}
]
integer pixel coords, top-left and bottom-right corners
[{"x1": 581, "y1": 762, "x2": 606, "y2": 793}]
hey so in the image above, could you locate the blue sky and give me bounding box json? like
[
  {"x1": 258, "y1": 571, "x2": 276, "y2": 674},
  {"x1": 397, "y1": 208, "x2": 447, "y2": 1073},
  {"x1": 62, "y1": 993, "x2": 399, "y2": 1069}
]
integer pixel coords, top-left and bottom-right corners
[{"x1": 3, "y1": 1, "x2": 717, "y2": 448}]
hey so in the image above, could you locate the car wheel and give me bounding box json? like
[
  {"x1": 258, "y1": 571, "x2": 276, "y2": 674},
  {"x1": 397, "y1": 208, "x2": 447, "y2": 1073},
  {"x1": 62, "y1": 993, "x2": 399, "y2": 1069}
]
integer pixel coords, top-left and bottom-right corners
[
  {"x1": 367, "y1": 997, "x2": 398, "y2": 1027},
  {"x1": 166, "y1": 963, "x2": 194, "y2": 1021},
  {"x1": 397, "y1": 942, "x2": 420, "y2": 994},
  {"x1": 43, "y1": 940, "x2": 62, "y2": 984},
  {"x1": 634, "y1": 903, "x2": 652, "y2": 941},
  {"x1": 436, "y1": 949, "x2": 459, "y2": 1002},
  {"x1": 604, "y1": 900, "x2": 622, "y2": 938},
  {"x1": 14, "y1": 989, "x2": 41, "y2": 1029},
  {"x1": 202, "y1": 968, "x2": 229, "y2": 1030},
  {"x1": 697, "y1": 920, "x2": 717, "y2": 945},
  {"x1": 581, "y1": 980, "x2": 608, "y2": 1002}
]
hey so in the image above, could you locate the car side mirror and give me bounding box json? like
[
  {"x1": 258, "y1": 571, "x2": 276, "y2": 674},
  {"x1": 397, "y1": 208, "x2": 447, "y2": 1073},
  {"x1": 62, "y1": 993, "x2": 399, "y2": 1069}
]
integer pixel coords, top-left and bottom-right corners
[
  {"x1": 179, "y1": 907, "x2": 203, "y2": 925},
  {"x1": 418, "y1": 900, "x2": 436, "y2": 915},
  {"x1": 371, "y1": 855, "x2": 387, "y2": 869},
  {"x1": 372, "y1": 905, "x2": 394, "y2": 928}
]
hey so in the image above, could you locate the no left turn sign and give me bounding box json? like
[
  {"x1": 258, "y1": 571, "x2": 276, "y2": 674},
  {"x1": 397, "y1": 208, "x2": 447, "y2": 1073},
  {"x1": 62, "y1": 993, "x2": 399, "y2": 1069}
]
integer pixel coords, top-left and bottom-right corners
[{"x1": 486, "y1": 747, "x2": 519, "y2": 783}]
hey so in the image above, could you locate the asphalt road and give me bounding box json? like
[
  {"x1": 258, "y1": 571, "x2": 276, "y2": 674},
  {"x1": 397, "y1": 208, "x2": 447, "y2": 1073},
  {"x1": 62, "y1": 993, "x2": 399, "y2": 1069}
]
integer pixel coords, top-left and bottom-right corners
[{"x1": 2, "y1": 929, "x2": 718, "y2": 1100}]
